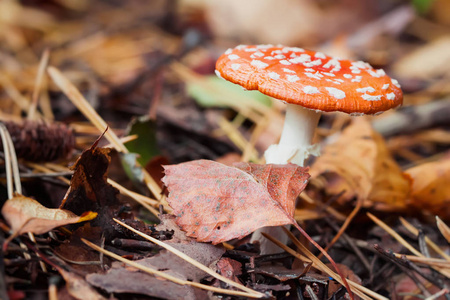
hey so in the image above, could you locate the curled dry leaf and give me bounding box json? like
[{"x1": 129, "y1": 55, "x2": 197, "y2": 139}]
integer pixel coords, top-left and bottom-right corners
[
  {"x1": 310, "y1": 118, "x2": 411, "y2": 211},
  {"x1": 162, "y1": 160, "x2": 309, "y2": 244},
  {"x1": 405, "y1": 158, "x2": 450, "y2": 219},
  {"x1": 1, "y1": 194, "x2": 97, "y2": 237}
]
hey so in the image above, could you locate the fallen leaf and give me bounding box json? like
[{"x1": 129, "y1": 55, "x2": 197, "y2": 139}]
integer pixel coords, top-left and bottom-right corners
[
  {"x1": 215, "y1": 257, "x2": 242, "y2": 283},
  {"x1": 87, "y1": 264, "x2": 207, "y2": 300},
  {"x1": 53, "y1": 224, "x2": 106, "y2": 274},
  {"x1": 143, "y1": 241, "x2": 226, "y2": 282},
  {"x1": 86, "y1": 239, "x2": 223, "y2": 300},
  {"x1": 393, "y1": 35, "x2": 450, "y2": 79},
  {"x1": 405, "y1": 158, "x2": 450, "y2": 219},
  {"x1": 187, "y1": 75, "x2": 272, "y2": 108},
  {"x1": 1, "y1": 194, "x2": 97, "y2": 238},
  {"x1": 162, "y1": 160, "x2": 309, "y2": 244},
  {"x1": 155, "y1": 214, "x2": 192, "y2": 243},
  {"x1": 57, "y1": 268, "x2": 106, "y2": 300},
  {"x1": 310, "y1": 117, "x2": 411, "y2": 211},
  {"x1": 124, "y1": 115, "x2": 160, "y2": 166},
  {"x1": 61, "y1": 136, "x2": 120, "y2": 236},
  {"x1": 145, "y1": 155, "x2": 170, "y2": 190}
]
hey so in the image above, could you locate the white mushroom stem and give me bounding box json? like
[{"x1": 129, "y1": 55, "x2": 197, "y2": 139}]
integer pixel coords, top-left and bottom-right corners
[
  {"x1": 264, "y1": 104, "x2": 321, "y2": 166},
  {"x1": 251, "y1": 104, "x2": 321, "y2": 255}
]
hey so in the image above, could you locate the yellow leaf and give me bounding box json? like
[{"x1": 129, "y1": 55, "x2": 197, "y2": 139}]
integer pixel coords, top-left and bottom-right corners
[
  {"x1": 310, "y1": 118, "x2": 411, "y2": 211},
  {"x1": 404, "y1": 158, "x2": 450, "y2": 219}
]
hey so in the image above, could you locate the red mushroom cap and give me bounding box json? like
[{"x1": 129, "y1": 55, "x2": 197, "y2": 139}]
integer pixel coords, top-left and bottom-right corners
[{"x1": 215, "y1": 45, "x2": 403, "y2": 115}]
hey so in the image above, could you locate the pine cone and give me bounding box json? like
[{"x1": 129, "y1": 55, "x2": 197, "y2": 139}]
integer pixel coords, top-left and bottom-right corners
[{"x1": 1, "y1": 121, "x2": 75, "y2": 162}]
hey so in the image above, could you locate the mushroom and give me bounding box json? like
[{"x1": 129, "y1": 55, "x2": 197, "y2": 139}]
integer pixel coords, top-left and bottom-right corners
[{"x1": 215, "y1": 44, "x2": 403, "y2": 254}]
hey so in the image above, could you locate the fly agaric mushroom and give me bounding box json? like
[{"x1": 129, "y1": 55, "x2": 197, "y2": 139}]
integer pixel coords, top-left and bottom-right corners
[
  {"x1": 215, "y1": 44, "x2": 402, "y2": 166},
  {"x1": 215, "y1": 44, "x2": 403, "y2": 254}
]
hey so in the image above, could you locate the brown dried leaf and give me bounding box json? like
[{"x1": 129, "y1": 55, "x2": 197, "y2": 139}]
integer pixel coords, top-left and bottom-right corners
[
  {"x1": 215, "y1": 257, "x2": 242, "y2": 283},
  {"x1": 404, "y1": 158, "x2": 450, "y2": 219},
  {"x1": 57, "y1": 268, "x2": 106, "y2": 300},
  {"x1": 310, "y1": 118, "x2": 411, "y2": 211},
  {"x1": 1, "y1": 194, "x2": 97, "y2": 237},
  {"x1": 61, "y1": 136, "x2": 120, "y2": 235},
  {"x1": 393, "y1": 36, "x2": 450, "y2": 79},
  {"x1": 86, "y1": 240, "x2": 223, "y2": 300},
  {"x1": 162, "y1": 160, "x2": 309, "y2": 244},
  {"x1": 87, "y1": 265, "x2": 207, "y2": 300}
]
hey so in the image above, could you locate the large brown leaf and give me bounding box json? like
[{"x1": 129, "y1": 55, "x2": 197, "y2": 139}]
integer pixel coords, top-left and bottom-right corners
[
  {"x1": 310, "y1": 118, "x2": 411, "y2": 211},
  {"x1": 404, "y1": 157, "x2": 450, "y2": 219},
  {"x1": 162, "y1": 160, "x2": 309, "y2": 244}
]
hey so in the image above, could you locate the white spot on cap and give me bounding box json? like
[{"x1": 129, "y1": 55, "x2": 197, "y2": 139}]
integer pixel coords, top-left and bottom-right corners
[
  {"x1": 283, "y1": 68, "x2": 296, "y2": 73},
  {"x1": 315, "y1": 71, "x2": 324, "y2": 78},
  {"x1": 351, "y1": 76, "x2": 362, "y2": 82},
  {"x1": 284, "y1": 47, "x2": 305, "y2": 52},
  {"x1": 289, "y1": 54, "x2": 311, "y2": 64},
  {"x1": 386, "y1": 92, "x2": 396, "y2": 100},
  {"x1": 304, "y1": 68, "x2": 315, "y2": 73},
  {"x1": 343, "y1": 74, "x2": 352, "y2": 79},
  {"x1": 303, "y1": 86, "x2": 320, "y2": 94},
  {"x1": 377, "y1": 69, "x2": 386, "y2": 76},
  {"x1": 244, "y1": 47, "x2": 257, "y2": 52},
  {"x1": 225, "y1": 48, "x2": 232, "y2": 55},
  {"x1": 322, "y1": 72, "x2": 335, "y2": 77},
  {"x1": 356, "y1": 87, "x2": 375, "y2": 93},
  {"x1": 286, "y1": 75, "x2": 300, "y2": 82},
  {"x1": 215, "y1": 70, "x2": 223, "y2": 79},
  {"x1": 367, "y1": 69, "x2": 382, "y2": 78},
  {"x1": 236, "y1": 45, "x2": 247, "y2": 50},
  {"x1": 325, "y1": 87, "x2": 346, "y2": 99},
  {"x1": 352, "y1": 61, "x2": 371, "y2": 69},
  {"x1": 323, "y1": 59, "x2": 342, "y2": 72},
  {"x1": 250, "y1": 51, "x2": 264, "y2": 58},
  {"x1": 305, "y1": 72, "x2": 321, "y2": 80},
  {"x1": 391, "y1": 79, "x2": 401, "y2": 88},
  {"x1": 268, "y1": 72, "x2": 280, "y2": 79},
  {"x1": 231, "y1": 64, "x2": 241, "y2": 70},
  {"x1": 382, "y1": 84, "x2": 390, "y2": 90},
  {"x1": 314, "y1": 52, "x2": 326, "y2": 59},
  {"x1": 351, "y1": 69, "x2": 361, "y2": 74},
  {"x1": 271, "y1": 50, "x2": 283, "y2": 55},
  {"x1": 251, "y1": 60, "x2": 268, "y2": 69},
  {"x1": 361, "y1": 94, "x2": 382, "y2": 101},
  {"x1": 280, "y1": 60, "x2": 292, "y2": 65},
  {"x1": 228, "y1": 54, "x2": 240, "y2": 60},
  {"x1": 274, "y1": 55, "x2": 286, "y2": 59},
  {"x1": 264, "y1": 56, "x2": 275, "y2": 60},
  {"x1": 326, "y1": 79, "x2": 342, "y2": 85},
  {"x1": 303, "y1": 59, "x2": 322, "y2": 67}
]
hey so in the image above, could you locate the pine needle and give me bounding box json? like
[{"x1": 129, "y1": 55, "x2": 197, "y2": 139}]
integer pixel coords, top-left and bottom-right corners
[
  {"x1": 436, "y1": 216, "x2": 450, "y2": 244},
  {"x1": 399, "y1": 217, "x2": 450, "y2": 261},
  {"x1": 264, "y1": 229, "x2": 388, "y2": 300}
]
